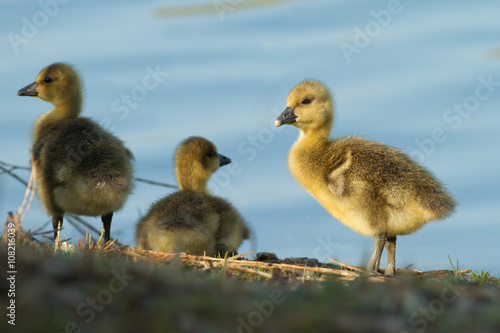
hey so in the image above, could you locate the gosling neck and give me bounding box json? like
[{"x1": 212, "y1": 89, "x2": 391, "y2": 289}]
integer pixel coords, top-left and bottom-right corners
[
  {"x1": 32, "y1": 94, "x2": 83, "y2": 142},
  {"x1": 53, "y1": 91, "x2": 83, "y2": 119},
  {"x1": 297, "y1": 124, "x2": 331, "y2": 145},
  {"x1": 176, "y1": 166, "x2": 210, "y2": 194}
]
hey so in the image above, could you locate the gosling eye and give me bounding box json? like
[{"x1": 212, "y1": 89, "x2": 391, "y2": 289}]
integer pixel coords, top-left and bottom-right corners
[
  {"x1": 207, "y1": 151, "x2": 216, "y2": 158},
  {"x1": 43, "y1": 77, "x2": 53, "y2": 84},
  {"x1": 301, "y1": 98, "x2": 311, "y2": 105}
]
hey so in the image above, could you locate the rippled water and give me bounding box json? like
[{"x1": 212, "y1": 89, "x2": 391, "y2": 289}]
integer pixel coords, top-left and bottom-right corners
[{"x1": 1, "y1": 0, "x2": 499, "y2": 275}]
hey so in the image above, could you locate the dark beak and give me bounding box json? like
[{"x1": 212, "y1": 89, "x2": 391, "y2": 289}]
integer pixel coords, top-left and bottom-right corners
[
  {"x1": 218, "y1": 154, "x2": 231, "y2": 167},
  {"x1": 274, "y1": 106, "x2": 297, "y2": 127},
  {"x1": 17, "y1": 82, "x2": 38, "y2": 96}
]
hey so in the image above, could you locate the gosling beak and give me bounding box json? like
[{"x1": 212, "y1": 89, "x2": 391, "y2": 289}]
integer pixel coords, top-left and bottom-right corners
[
  {"x1": 274, "y1": 106, "x2": 297, "y2": 127},
  {"x1": 218, "y1": 154, "x2": 231, "y2": 167},
  {"x1": 17, "y1": 82, "x2": 38, "y2": 97}
]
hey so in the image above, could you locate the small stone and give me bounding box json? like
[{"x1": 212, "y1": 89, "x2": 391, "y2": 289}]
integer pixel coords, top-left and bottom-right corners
[
  {"x1": 256, "y1": 252, "x2": 280, "y2": 262},
  {"x1": 284, "y1": 257, "x2": 319, "y2": 267},
  {"x1": 60, "y1": 241, "x2": 76, "y2": 253}
]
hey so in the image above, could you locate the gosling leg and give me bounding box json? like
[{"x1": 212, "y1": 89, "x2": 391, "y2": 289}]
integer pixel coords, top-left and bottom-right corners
[
  {"x1": 367, "y1": 232, "x2": 386, "y2": 273},
  {"x1": 215, "y1": 243, "x2": 238, "y2": 258},
  {"x1": 52, "y1": 215, "x2": 63, "y2": 240},
  {"x1": 101, "y1": 212, "x2": 113, "y2": 243},
  {"x1": 384, "y1": 236, "x2": 397, "y2": 276}
]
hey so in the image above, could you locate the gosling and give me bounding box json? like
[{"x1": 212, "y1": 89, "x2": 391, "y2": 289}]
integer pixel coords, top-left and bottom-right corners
[
  {"x1": 275, "y1": 80, "x2": 456, "y2": 275},
  {"x1": 18, "y1": 63, "x2": 134, "y2": 242},
  {"x1": 136, "y1": 136, "x2": 250, "y2": 256}
]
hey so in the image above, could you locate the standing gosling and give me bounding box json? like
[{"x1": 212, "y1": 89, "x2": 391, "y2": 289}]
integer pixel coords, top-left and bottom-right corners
[
  {"x1": 275, "y1": 80, "x2": 456, "y2": 275},
  {"x1": 136, "y1": 137, "x2": 250, "y2": 256},
  {"x1": 18, "y1": 63, "x2": 134, "y2": 242}
]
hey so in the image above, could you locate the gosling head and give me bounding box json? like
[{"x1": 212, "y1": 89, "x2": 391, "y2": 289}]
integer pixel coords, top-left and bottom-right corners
[
  {"x1": 175, "y1": 136, "x2": 231, "y2": 192},
  {"x1": 18, "y1": 63, "x2": 82, "y2": 112},
  {"x1": 275, "y1": 80, "x2": 333, "y2": 135}
]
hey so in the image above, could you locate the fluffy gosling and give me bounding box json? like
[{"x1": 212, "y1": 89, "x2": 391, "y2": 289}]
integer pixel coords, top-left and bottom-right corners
[
  {"x1": 275, "y1": 80, "x2": 455, "y2": 275},
  {"x1": 18, "y1": 63, "x2": 134, "y2": 242},
  {"x1": 136, "y1": 136, "x2": 250, "y2": 256}
]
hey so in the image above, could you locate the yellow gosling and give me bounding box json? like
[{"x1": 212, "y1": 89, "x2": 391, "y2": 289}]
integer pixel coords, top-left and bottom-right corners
[
  {"x1": 275, "y1": 80, "x2": 456, "y2": 275},
  {"x1": 18, "y1": 63, "x2": 134, "y2": 242},
  {"x1": 136, "y1": 137, "x2": 250, "y2": 256}
]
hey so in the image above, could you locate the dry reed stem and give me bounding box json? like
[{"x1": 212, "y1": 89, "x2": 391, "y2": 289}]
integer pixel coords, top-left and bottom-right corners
[
  {"x1": 105, "y1": 247, "x2": 427, "y2": 283},
  {"x1": 125, "y1": 246, "x2": 147, "y2": 261},
  {"x1": 0, "y1": 161, "x2": 29, "y2": 186},
  {"x1": 186, "y1": 255, "x2": 359, "y2": 280},
  {"x1": 227, "y1": 251, "x2": 255, "y2": 261},
  {"x1": 69, "y1": 246, "x2": 433, "y2": 283},
  {"x1": 18, "y1": 147, "x2": 37, "y2": 225},
  {"x1": 231, "y1": 265, "x2": 273, "y2": 279},
  {"x1": 19, "y1": 243, "x2": 467, "y2": 284},
  {"x1": 104, "y1": 239, "x2": 118, "y2": 250},
  {"x1": 206, "y1": 259, "x2": 216, "y2": 273},
  {"x1": 212, "y1": 259, "x2": 359, "y2": 278},
  {"x1": 2, "y1": 213, "x2": 16, "y2": 243},
  {"x1": 328, "y1": 258, "x2": 368, "y2": 273},
  {"x1": 204, "y1": 257, "x2": 357, "y2": 279},
  {"x1": 3, "y1": 148, "x2": 38, "y2": 244},
  {"x1": 225, "y1": 260, "x2": 359, "y2": 281}
]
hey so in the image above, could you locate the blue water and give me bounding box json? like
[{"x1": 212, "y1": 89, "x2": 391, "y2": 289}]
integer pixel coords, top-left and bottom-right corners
[{"x1": 1, "y1": 0, "x2": 499, "y2": 276}]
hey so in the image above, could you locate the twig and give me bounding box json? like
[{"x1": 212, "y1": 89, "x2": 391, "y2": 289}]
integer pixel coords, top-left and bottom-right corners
[
  {"x1": 204, "y1": 258, "x2": 216, "y2": 273},
  {"x1": 199, "y1": 257, "x2": 359, "y2": 278},
  {"x1": 64, "y1": 217, "x2": 87, "y2": 237},
  {"x1": 104, "y1": 239, "x2": 118, "y2": 250},
  {"x1": 64, "y1": 215, "x2": 121, "y2": 247},
  {"x1": 231, "y1": 265, "x2": 273, "y2": 279},
  {"x1": 2, "y1": 149, "x2": 38, "y2": 243},
  {"x1": 67, "y1": 215, "x2": 101, "y2": 234},
  {"x1": 27, "y1": 229, "x2": 57, "y2": 237},
  {"x1": 123, "y1": 246, "x2": 149, "y2": 261},
  {"x1": 0, "y1": 164, "x2": 28, "y2": 186},
  {"x1": 0, "y1": 161, "x2": 31, "y2": 170},
  {"x1": 1, "y1": 161, "x2": 177, "y2": 189},
  {"x1": 31, "y1": 219, "x2": 52, "y2": 234},
  {"x1": 226, "y1": 251, "x2": 255, "y2": 261},
  {"x1": 135, "y1": 177, "x2": 177, "y2": 189},
  {"x1": 328, "y1": 258, "x2": 367, "y2": 273},
  {"x1": 2, "y1": 213, "x2": 15, "y2": 243},
  {"x1": 18, "y1": 148, "x2": 37, "y2": 225},
  {"x1": 131, "y1": 248, "x2": 361, "y2": 282},
  {"x1": 216, "y1": 259, "x2": 335, "y2": 272}
]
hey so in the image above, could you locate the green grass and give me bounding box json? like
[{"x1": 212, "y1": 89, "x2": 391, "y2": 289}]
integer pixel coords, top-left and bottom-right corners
[
  {"x1": 448, "y1": 255, "x2": 498, "y2": 285},
  {"x1": 471, "y1": 270, "x2": 493, "y2": 285},
  {"x1": 448, "y1": 255, "x2": 462, "y2": 277}
]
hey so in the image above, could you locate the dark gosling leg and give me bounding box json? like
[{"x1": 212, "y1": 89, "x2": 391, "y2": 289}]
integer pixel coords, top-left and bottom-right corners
[
  {"x1": 384, "y1": 236, "x2": 397, "y2": 276},
  {"x1": 101, "y1": 212, "x2": 113, "y2": 243},
  {"x1": 215, "y1": 243, "x2": 237, "y2": 258},
  {"x1": 367, "y1": 233, "x2": 386, "y2": 273}
]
